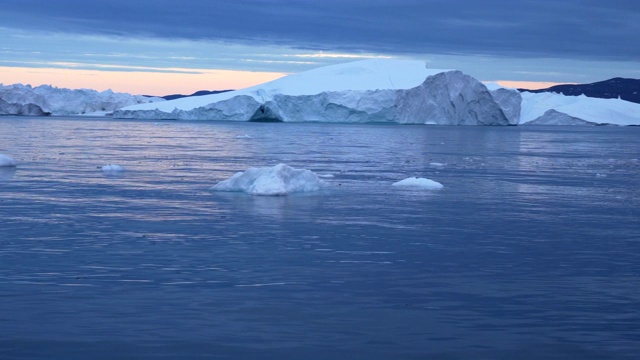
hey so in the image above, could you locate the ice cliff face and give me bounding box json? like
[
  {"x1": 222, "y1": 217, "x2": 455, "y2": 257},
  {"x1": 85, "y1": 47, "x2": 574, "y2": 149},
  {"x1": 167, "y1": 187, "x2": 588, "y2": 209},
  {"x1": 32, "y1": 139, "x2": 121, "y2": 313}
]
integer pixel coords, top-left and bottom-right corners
[
  {"x1": 115, "y1": 59, "x2": 518, "y2": 125},
  {"x1": 0, "y1": 98, "x2": 49, "y2": 116},
  {"x1": 0, "y1": 84, "x2": 164, "y2": 116},
  {"x1": 394, "y1": 71, "x2": 515, "y2": 125}
]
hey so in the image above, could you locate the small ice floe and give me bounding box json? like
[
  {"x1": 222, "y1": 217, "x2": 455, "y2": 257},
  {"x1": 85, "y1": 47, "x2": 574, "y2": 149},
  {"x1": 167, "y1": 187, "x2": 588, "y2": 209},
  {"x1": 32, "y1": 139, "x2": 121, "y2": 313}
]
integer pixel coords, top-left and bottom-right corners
[
  {"x1": 101, "y1": 164, "x2": 126, "y2": 174},
  {"x1": 235, "y1": 134, "x2": 253, "y2": 139},
  {"x1": 429, "y1": 162, "x2": 446, "y2": 168},
  {"x1": 596, "y1": 173, "x2": 607, "y2": 178},
  {"x1": 392, "y1": 177, "x2": 443, "y2": 190},
  {"x1": 0, "y1": 154, "x2": 17, "y2": 167},
  {"x1": 211, "y1": 163, "x2": 325, "y2": 196},
  {"x1": 317, "y1": 174, "x2": 335, "y2": 179}
]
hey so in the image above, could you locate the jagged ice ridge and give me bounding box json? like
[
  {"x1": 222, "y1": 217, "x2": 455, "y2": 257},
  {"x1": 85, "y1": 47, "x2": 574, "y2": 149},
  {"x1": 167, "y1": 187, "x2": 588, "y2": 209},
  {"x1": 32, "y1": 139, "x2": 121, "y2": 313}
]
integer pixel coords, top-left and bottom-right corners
[{"x1": 0, "y1": 83, "x2": 164, "y2": 116}]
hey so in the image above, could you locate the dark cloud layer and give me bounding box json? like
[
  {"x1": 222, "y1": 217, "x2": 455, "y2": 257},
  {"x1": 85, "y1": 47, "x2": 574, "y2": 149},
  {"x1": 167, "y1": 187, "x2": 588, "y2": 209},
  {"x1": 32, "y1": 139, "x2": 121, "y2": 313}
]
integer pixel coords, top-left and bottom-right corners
[{"x1": 2, "y1": 0, "x2": 639, "y2": 61}]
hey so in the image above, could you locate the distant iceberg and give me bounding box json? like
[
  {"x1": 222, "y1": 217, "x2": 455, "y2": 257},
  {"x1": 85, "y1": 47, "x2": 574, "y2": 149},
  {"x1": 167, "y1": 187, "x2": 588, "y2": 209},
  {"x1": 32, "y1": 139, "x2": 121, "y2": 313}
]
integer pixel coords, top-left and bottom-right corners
[
  {"x1": 116, "y1": 59, "x2": 518, "y2": 125},
  {"x1": 519, "y1": 92, "x2": 640, "y2": 126},
  {"x1": 211, "y1": 163, "x2": 325, "y2": 196},
  {"x1": 0, "y1": 84, "x2": 164, "y2": 116},
  {"x1": 523, "y1": 109, "x2": 598, "y2": 126},
  {"x1": 0, "y1": 154, "x2": 17, "y2": 167},
  {"x1": 392, "y1": 177, "x2": 443, "y2": 190}
]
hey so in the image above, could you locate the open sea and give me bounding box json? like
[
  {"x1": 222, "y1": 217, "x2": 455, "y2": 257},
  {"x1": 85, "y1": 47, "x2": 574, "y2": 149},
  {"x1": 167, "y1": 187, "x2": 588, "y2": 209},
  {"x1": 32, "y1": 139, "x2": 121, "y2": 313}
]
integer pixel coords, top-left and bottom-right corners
[{"x1": 1, "y1": 116, "x2": 639, "y2": 359}]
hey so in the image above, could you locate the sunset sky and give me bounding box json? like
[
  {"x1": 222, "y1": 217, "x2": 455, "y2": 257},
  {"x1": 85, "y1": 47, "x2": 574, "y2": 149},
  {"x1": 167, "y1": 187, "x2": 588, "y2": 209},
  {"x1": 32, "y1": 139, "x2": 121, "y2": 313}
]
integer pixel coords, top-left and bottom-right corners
[{"x1": 1, "y1": 0, "x2": 638, "y2": 96}]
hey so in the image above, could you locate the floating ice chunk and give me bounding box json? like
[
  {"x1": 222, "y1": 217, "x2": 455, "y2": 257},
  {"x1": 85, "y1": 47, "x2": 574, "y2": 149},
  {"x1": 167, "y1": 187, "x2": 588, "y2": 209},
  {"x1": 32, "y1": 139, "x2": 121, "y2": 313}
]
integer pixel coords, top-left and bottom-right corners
[
  {"x1": 0, "y1": 154, "x2": 17, "y2": 167},
  {"x1": 101, "y1": 164, "x2": 126, "y2": 173},
  {"x1": 317, "y1": 174, "x2": 335, "y2": 178},
  {"x1": 212, "y1": 163, "x2": 324, "y2": 196},
  {"x1": 429, "y1": 162, "x2": 446, "y2": 168},
  {"x1": 392, "y1": 177, "x2": 443, "y2": 190},
  {"x1": 235, "y1": 134, "x2": 253, "y2": 139}
]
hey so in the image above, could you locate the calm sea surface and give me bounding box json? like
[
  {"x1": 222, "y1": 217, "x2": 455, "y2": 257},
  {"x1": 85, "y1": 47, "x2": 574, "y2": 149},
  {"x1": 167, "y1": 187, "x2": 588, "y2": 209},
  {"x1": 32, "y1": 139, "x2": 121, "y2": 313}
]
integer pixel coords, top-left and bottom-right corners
[{"x1": 1, "y1": 117, "x2": 639, "y2": 359}]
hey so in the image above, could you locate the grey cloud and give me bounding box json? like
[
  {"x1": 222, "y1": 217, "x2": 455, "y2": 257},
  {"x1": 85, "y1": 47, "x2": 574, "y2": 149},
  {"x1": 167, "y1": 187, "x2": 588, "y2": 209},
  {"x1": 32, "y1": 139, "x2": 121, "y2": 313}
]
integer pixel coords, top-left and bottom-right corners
[{"x1": 1, "y1": 0, "x2": 639, "y2": 61}]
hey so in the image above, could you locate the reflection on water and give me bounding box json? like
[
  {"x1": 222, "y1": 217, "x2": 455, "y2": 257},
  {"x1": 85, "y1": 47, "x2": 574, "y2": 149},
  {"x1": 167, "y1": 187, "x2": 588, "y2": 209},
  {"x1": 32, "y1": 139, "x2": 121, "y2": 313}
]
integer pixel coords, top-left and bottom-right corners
[
  {"x1": 0, "y1": 117, "x2": 639, "y2": 359},
  {"x1": 0, "y1": 167, "x2": 16, "y2": 181}
]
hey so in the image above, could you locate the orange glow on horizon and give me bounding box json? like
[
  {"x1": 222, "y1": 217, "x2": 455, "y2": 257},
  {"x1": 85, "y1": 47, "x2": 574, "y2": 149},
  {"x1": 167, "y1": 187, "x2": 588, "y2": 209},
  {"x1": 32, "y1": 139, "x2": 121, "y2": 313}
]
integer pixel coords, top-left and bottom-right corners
[
  {"x1": 1, "y1": 66, "x2": 575, "y2": 95},
  {"x1": 494, "y1": 80, "x2": 571, "y2": 90},
  {"x1": 0, "y1": 66, "x2": 288, "y2": 96}
]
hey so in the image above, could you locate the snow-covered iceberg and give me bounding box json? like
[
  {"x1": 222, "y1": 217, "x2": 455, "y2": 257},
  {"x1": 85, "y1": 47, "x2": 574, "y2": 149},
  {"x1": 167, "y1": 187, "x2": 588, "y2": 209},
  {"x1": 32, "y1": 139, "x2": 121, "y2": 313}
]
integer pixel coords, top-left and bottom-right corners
[
  {"x1": 519, "y1": 91, "x2": 640, "y2": 126},
  {"x1": 115, "y1": 59, "x2": 517, "y2": 125},
  {"x1": 211, "y1": 163, "x2": 325, "y2": 196},
  {"x1": 0, "y1": 154, "x2": 17, "y2": 167},
  {"x1": 392, "y1": 177, "x2": 443, "y2": 190},
  {"x1": 0, "y1": 84, "x2": 164, "y2": 116}
]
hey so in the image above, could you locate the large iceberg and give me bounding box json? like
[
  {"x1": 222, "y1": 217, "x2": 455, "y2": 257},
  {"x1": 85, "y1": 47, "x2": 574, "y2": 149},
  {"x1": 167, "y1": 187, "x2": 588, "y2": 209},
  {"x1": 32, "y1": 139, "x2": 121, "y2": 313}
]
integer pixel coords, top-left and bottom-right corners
[
  {"x1": 211, "y1": 163, "x2": 325, "y2": 196},
  {"x1": 115, "y1": 59, "x2": 518, "y2": 125},
  {"x1": 0, "y1": 84, "x2": 164, "y2": 116}
]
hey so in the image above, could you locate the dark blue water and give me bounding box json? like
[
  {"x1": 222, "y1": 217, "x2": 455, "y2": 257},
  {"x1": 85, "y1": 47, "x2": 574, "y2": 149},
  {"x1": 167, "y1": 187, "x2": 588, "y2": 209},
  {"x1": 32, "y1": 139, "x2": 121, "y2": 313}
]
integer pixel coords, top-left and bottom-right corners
[{"x1": 1, "y1": 117, "x2": 639, "y2": 359}]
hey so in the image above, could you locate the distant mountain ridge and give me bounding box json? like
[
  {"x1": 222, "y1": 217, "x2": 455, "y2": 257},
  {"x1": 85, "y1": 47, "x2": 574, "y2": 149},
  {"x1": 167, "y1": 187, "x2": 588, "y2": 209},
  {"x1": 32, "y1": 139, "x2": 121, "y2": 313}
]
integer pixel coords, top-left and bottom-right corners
[
  {"x1": 149, "y1": 90, "x2": 233, "y2": 101},
  {"x1": 519, "y1": 78, "x2": 640, "y2": 104}
]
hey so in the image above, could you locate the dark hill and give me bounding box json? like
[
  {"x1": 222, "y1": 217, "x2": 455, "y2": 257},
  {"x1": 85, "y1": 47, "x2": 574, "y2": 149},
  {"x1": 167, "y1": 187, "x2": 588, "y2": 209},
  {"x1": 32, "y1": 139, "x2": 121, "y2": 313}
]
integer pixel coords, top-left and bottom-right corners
[
  {"x1": 145, "y1": 90, "x2": 233, "y2": 100},
  {"x1": 518, "y1": 78, "x2": 640, "y2": 104}
]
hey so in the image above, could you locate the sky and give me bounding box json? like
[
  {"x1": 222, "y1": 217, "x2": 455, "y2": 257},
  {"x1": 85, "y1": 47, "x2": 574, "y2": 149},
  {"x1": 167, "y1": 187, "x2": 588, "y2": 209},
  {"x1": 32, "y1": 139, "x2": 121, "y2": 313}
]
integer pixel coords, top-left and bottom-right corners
[{"x1": 1, "y1": 0, "x2": 639, "y2": 95}]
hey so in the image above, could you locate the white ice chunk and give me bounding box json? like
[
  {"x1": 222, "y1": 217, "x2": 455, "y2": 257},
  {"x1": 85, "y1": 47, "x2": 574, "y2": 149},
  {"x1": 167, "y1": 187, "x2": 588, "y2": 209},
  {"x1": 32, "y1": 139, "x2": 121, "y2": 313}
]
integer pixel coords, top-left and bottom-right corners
[
  {"x1": 212, "y1": 163, "x2": 324, "y2": 196},
  {"x1": 235, "y1": 134, "x2": 253, "y2": 139},
  {"x1": 101, "y1": 164, "x2": 126, "y2": 173},
  {"x1": 317, "y1": 174, "x2": 335, "y2": 178},
  {"x1": 392, "y1": 177, "x2": 443, "y2": 190},
  {"x1": 0, "y1": 154, "x2": 17, "y2": 167}
]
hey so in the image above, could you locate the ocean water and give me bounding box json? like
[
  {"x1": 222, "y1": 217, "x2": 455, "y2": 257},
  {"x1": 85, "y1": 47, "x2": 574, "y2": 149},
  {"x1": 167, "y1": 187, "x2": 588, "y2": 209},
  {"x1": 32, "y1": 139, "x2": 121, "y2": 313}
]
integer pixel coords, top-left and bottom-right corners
[{"x1": 0, "y1": 117, "x2": 639, "y2": 359}]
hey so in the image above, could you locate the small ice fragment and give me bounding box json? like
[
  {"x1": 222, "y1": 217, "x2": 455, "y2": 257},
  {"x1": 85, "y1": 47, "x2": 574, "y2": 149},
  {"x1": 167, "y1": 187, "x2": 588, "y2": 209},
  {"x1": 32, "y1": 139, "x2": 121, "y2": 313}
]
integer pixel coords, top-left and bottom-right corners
[
  {"x1": 101, "y1": 164, "x2": 126, "y2": 173},
  {"x1": 235, "y1": 134, "x2": 253, "y2": 139},
  {"x1": 318, "y1": 174, "x2": 335, "y2": 178},
  {"x1": 430, "y1": 162, "x2": 446, "y2": 167},
  {"x1": 0, "y1": 154, "x2": 17, "y2": 167},
  {"x1": 392, "y1": 177, "x2": 443, "y2": 190}
]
